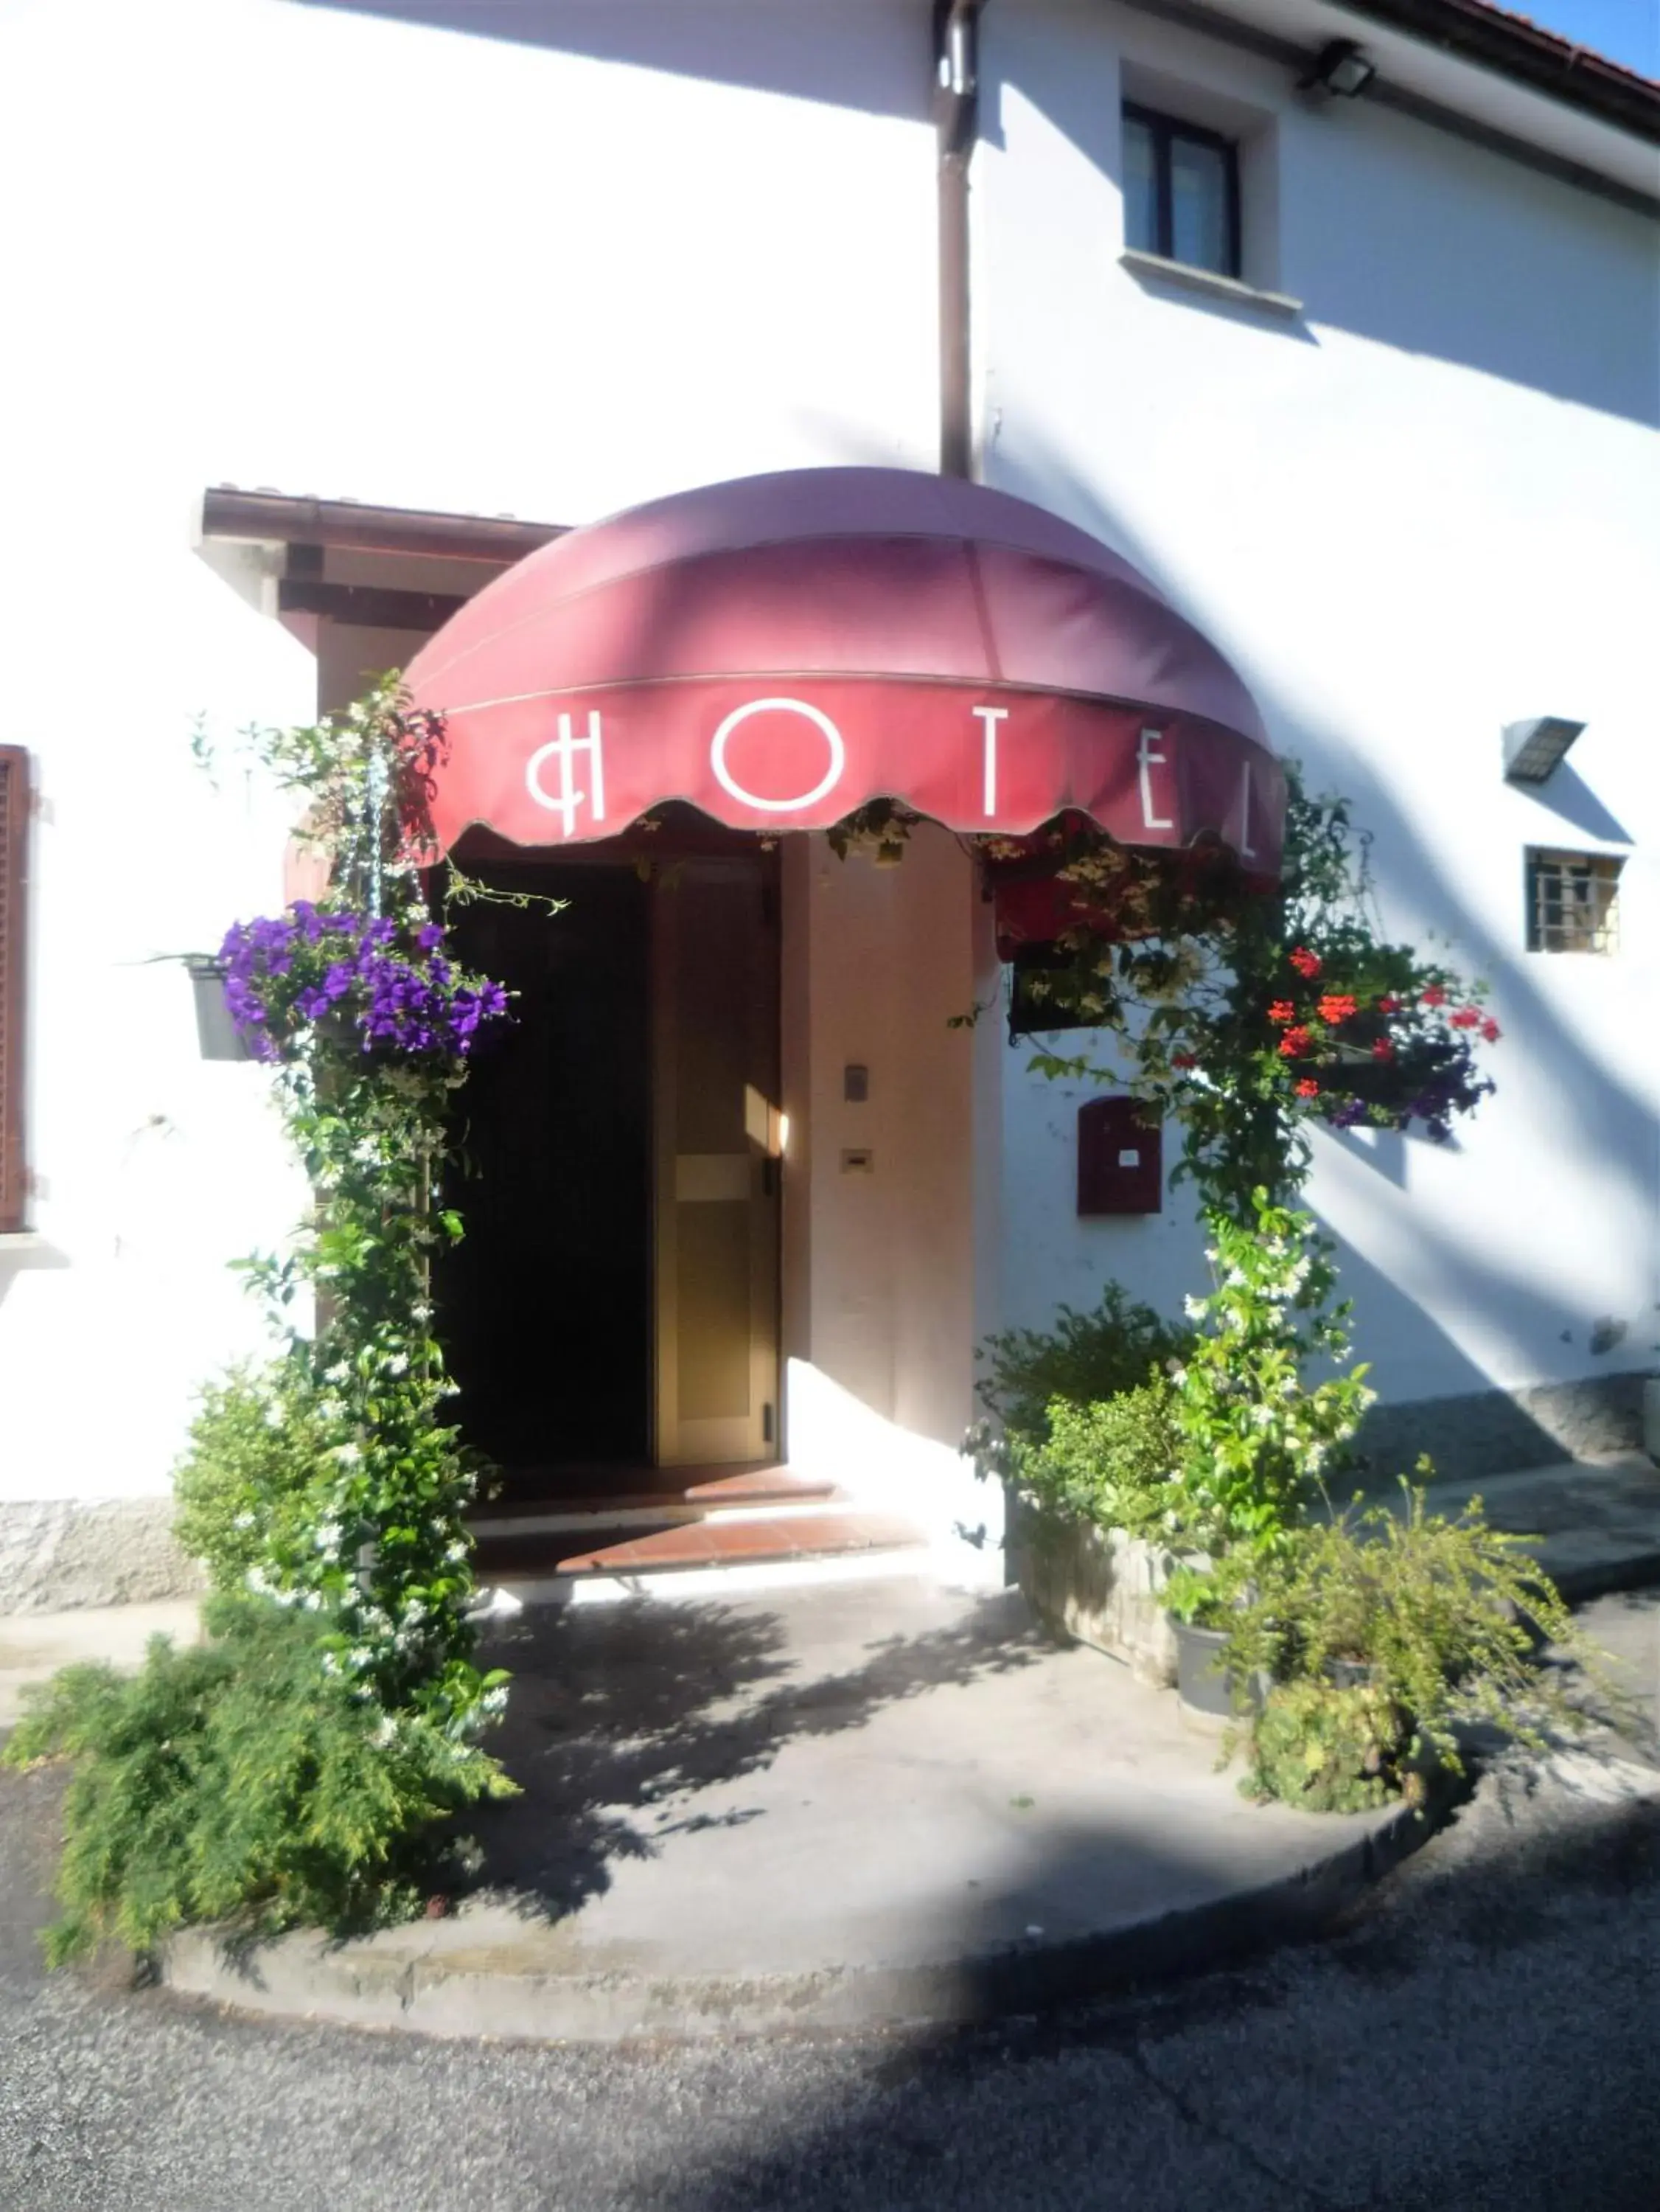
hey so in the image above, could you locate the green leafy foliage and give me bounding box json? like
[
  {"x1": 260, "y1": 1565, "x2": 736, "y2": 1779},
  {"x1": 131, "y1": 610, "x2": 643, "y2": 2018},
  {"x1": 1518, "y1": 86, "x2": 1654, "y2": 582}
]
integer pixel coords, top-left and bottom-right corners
[
  {"x1": 1236, "y1": 1680, "x2": 1409, "y2": 1815},
  {"x1": 18, "y1": 682, "x2": 529, "y2": 1970},
  {"x1": 1162, "y1": 1192, "x2": 1375, "y2": 1617},
  {"x1": 1221, "y1": 1468, "x2": 1626, "y2": 1793},
  {"x1": 993, "y1": 768, "x2": 1498, "y2": 1217},
  {"x1": 172, "y1": 1356, "x2": 335, "y2": 1593},
  {"x1": 198, "y1": 682, "x2": 506, "y2": 1739},
  {"x1": 973, "y1": 1281, "x2": 1191, "y2": 1447},
  {"x1": 1008, "y1": 1378, "x2": 1183, "y2": 1543},
  {"x1": 1, "y1": 1596, "x2": 515, "y2": 1964}
]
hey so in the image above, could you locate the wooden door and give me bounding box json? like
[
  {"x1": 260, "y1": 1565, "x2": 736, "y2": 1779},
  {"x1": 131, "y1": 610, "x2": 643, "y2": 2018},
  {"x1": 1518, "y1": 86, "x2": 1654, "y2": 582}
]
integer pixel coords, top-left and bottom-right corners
[{"x1": 652, "y1": 856, "x2": 781, "y2": 1467}]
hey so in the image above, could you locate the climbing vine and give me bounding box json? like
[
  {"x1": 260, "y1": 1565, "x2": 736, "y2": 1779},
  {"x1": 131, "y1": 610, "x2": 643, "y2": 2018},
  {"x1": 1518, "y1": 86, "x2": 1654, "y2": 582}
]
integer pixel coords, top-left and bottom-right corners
[
  {"x1": 4, "y1": 683, "x2": 525, "y2": 1957},
  {"x1": 980, "y1": 766, "x2": 1498, "y2": 1217},
  {"x1": 206, "y1": 682, "x2": 514, "y2": 1739}
]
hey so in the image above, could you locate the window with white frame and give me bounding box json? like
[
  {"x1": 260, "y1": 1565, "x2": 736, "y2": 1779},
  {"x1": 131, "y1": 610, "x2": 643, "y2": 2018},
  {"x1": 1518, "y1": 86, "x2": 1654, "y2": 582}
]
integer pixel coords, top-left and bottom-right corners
[{"x1": 1525, "y1": 848, "x2": 1622, "y2": 954}]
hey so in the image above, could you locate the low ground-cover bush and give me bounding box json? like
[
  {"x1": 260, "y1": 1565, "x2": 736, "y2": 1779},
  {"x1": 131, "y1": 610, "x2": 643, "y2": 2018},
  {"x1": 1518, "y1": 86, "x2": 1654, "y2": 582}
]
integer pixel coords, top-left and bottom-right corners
[{"x1": 1, "y1": 1593, "x2": 515, "y2": 1964}]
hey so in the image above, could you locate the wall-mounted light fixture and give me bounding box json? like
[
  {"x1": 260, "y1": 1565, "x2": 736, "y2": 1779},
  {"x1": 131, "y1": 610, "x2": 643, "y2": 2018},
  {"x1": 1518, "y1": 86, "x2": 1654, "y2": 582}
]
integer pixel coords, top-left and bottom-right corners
[
  {"x1": 1503, "y1": 717, "x2": 1585, "y2": 785},
  {"x1": 1300, "y1": 39, "x2": 1378, "y2": 98}
]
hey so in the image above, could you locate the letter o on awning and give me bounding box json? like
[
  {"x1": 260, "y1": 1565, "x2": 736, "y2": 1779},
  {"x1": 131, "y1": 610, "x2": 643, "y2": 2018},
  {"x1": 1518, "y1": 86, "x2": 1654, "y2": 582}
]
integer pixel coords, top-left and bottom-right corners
[{"x1": 406, "y1": 467, "x2": 1283, "y2": 871}]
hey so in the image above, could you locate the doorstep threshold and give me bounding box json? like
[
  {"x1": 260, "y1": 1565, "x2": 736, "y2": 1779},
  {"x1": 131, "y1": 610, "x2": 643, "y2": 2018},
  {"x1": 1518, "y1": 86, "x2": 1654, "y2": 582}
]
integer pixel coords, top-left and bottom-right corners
[{"x1": 476, "y1": 1509, "x2": 926, "y2": 1582}]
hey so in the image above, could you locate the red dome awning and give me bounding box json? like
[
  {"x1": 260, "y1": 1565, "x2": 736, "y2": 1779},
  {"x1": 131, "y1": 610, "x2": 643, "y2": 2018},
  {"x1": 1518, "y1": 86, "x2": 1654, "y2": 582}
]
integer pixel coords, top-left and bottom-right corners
[{"x1": 405, "y1": 467, "x2": 1283, "y2": 871}]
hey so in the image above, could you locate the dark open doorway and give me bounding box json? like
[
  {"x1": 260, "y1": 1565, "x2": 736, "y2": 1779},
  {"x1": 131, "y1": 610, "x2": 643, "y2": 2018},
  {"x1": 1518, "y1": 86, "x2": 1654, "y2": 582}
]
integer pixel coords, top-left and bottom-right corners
[
  {"x1": 437, "y1": 855, "x2": 652, "y2": 1498},
  {"x1": 435, "y1": 822, "x2": 783, "y2": 1509}
]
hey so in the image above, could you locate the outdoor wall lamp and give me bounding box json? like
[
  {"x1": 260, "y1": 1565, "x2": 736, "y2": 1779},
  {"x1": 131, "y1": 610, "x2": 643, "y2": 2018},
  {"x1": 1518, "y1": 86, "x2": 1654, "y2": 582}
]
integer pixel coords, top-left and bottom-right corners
[
  {"x1": 1503, "y1": 717, "x2": 1585, "y2": 785},
  {"x1": 1300, "y1": 40, "x2": 1378, "y2": 98}
]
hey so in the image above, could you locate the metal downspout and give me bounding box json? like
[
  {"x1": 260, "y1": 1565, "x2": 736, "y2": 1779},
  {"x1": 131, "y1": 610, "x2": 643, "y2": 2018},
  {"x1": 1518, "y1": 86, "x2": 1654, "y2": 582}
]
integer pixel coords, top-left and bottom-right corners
[{"x1": 935, "y1": 0, "x2": 984, "y2": 479}]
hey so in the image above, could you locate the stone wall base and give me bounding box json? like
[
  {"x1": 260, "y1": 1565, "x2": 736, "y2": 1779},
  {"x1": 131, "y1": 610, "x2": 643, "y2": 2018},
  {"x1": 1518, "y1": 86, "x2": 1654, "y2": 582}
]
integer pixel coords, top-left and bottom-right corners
[
  {"x1": 1354, "y1": 1373, "x2": 1652, "y2": 1488},
  {"x1": 0, "y1": 1499, "x2": 203, "y2": 1615},
  {"x1": 1016, "y1": 1520, "x2": 1178, "y2": 1688}
]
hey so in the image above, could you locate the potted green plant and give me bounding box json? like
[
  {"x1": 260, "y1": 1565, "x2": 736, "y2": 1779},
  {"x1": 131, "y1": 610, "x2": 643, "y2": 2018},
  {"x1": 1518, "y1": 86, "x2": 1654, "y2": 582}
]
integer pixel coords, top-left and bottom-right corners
[
  {"x1": 1220, "y1": 1469, "x2": 1627, "y2": 1812},
  {"x1": 963, "y1": 1283, "x2": 1194, "y2": 1685}
]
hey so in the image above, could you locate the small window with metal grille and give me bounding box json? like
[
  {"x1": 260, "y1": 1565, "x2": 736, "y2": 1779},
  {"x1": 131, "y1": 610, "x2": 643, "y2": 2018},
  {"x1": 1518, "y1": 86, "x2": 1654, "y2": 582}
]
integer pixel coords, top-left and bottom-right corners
[{"x1": 1525, "y1": 848, "x2": 1622, "y2": 955}]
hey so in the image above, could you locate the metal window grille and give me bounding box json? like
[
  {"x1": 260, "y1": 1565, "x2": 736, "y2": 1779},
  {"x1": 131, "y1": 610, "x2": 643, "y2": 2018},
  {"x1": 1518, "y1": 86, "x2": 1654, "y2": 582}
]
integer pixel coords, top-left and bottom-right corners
[{"x1": 1526, "y1": 848, "x2": 1621, "y2": 955}]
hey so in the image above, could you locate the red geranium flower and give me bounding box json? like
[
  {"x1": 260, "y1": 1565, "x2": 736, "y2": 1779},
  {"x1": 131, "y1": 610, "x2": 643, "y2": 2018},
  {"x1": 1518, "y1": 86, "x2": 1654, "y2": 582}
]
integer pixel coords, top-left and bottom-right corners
[
  {"x1": 1289, "y1": 947, "x2": 1322, "y2": 978},
  {"x1": 1268, "y1": 1000, "x2": 1297, "y2": 1025},
  {"x1": 1278, "y1": 1026, "x2": 1311, "y2": 1059},
  {"x1": 1317, "y1": 993, "x2": 1357, "y2": 1025},
  {"x1": 1372, "y1": 1038, "x2": 1394, "y2": 1062},
  {"x1": 1481, "y1": 1018, "x2": 1502, "y2": 1043},
  {"x1": 1377, "y1": 995, "x2": 1401, "y2": 1015},
  {"x1": 1294, "y1": 1078, "x2": 1319, "y2": 1099},
  {"x1": 1451, "y1": 1006, "x2": 1481, "y2": 1029},
  {"x1": 1420, "y1": 985, "x2": 1447, "y2": 1009},
  {"x1": 1171, "y1": 1051, "x2": 1198, "y2": 1070}
]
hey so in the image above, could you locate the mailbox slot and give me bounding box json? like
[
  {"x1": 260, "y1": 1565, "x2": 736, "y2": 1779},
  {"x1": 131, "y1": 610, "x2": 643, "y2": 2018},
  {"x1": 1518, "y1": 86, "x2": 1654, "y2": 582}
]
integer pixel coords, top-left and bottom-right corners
[{"x1": 1077, "y1": 1096, "x2": 1162, "y2": 1216}]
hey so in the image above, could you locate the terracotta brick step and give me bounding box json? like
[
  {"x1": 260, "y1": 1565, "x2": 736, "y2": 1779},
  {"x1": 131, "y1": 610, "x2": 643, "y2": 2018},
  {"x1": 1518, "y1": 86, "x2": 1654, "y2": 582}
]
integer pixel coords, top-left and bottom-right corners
[
  {"x1": 475, "y1": 1510, "x2": 927, "y2": 1582},
  {"x1": 470, "y1": 1467, "x2": 837, "y2": 1524}
]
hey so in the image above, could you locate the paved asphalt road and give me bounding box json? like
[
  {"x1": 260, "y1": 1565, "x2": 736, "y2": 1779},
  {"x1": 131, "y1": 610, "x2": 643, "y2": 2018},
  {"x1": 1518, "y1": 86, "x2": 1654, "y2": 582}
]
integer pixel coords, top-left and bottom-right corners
[{"x1": 1, "y1": 1592, "x2": 1656, "y2": 2212}]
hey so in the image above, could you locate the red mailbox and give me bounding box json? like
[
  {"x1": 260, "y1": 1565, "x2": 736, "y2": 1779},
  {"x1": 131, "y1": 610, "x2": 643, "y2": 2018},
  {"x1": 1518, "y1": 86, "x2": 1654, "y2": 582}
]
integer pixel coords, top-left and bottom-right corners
[{"x1": 1077, "y1": 1097, "x2": 1163, "y2": 1216}]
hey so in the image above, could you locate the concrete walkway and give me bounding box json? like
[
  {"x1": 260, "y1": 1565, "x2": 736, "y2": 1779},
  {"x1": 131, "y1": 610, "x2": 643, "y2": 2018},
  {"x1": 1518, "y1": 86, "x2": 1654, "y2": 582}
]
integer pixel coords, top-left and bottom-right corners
[
  {"x1": 161, "y1": 1578, "x2": 1426, "y2": 2039},
  {"x1": 6, "y1": 1450, "x2": 1657, "y2": 2042},
  {"x1": 0, "y1": 1600, "x2": 200, "y2": 1730}
]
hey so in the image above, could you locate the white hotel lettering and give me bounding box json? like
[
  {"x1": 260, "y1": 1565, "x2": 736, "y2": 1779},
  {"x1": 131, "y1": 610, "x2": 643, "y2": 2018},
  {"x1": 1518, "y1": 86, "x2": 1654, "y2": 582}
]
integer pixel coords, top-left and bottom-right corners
[
  {"x1": 526, "y1": 710, "x2": 607, "y2": 837},
  {"x1": 972, "y1": 704, "x2": 1009, "y2": 816},
  {"x1": 1137, "y1": 727, "x2": 1173, "y2": 830},
  {"x1": 709, "y1": 697, "x2": 845, "y2": 812}
]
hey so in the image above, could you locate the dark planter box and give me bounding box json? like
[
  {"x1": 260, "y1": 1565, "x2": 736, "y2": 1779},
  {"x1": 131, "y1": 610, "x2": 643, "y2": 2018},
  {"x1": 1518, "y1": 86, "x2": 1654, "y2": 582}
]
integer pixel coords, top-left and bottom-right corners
[
  {"x1": 1173, "y1": 1619, "x2": 1235, "y2": 1719},
  {"x1": 186, "y1": 959, "x2": 248, "y2": 1062}
]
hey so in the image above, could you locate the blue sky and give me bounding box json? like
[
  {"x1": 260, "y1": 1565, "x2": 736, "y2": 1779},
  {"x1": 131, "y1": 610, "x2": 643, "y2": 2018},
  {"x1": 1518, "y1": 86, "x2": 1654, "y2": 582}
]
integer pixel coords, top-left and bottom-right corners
[{"x1": 1518, "y1": 0, "x2": 1660, "y2": 77}]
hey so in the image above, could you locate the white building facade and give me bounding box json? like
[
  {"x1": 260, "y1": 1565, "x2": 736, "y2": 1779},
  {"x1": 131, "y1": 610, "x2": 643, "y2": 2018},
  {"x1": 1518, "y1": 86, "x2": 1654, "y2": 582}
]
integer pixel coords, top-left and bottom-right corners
[{"x1": 1, "y1": 0, "x2": 1655, "y2": 1608}]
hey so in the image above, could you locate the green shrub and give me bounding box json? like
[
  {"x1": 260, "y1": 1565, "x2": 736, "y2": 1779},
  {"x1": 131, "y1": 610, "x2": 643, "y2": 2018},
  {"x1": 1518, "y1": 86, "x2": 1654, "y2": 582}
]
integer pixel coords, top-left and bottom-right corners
[
  {"x1": 1238, "y1": 1680, "x2": 1410, "y2": 1814},
  {"x1": 172, "y1": 1356, "x2": 334, "y2": 1593},
  {"x1": 1010, "y1": 1377, "x2": 1183, "y2": 1542},
  {"x1": 1221, "y1": 1469, "x2": 1628, "y2": 1801},
  {"x1": 1, "y1": 1594, "x2": 515, "y2": 1964},
  {"x1": 974, "y1": 1281, "x2": 1191, "y2": 1446}
]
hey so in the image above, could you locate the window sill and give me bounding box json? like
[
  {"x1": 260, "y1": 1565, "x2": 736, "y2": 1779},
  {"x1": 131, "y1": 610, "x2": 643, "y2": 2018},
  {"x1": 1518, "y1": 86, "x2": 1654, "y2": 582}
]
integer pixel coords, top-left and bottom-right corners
[
  {"x1": 1120, "y1": 250, "x2": 1303, "y2": 319},
  {"x1": 0, "y1": 1232, "x2": 42, "y2": 1250}
]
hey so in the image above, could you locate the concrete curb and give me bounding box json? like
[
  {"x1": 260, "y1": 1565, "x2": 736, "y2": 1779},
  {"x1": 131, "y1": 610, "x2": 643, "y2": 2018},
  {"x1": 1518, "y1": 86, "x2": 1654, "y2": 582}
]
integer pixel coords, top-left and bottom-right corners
[
  {"x1": 159, "y1": 1792, "x2": 1440, "y2": 2043},
  {"x1": 1549, "y1": 1551, "x2": 1660, "y2": 1607}
]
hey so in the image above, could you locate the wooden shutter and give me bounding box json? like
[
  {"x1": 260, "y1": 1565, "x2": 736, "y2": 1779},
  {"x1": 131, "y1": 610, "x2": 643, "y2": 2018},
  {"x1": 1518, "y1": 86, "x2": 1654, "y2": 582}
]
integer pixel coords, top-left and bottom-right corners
[{"x1": 0, "y1": 748, "x2": 28, "y2": 1234}]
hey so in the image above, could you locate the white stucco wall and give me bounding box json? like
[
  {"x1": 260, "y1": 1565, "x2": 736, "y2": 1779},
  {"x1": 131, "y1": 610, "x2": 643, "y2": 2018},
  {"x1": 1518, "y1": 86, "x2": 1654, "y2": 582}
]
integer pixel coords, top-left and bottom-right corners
[
  {"x1": 0, "y1": 0, "x2": 941, "y2": 1515},
  {"x1": 3, "y1": 0, "x2": 1655, "y2": 1547},
  {"x1": 978, "y1": 0, "x2": 1660, "y2": 1413}
]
